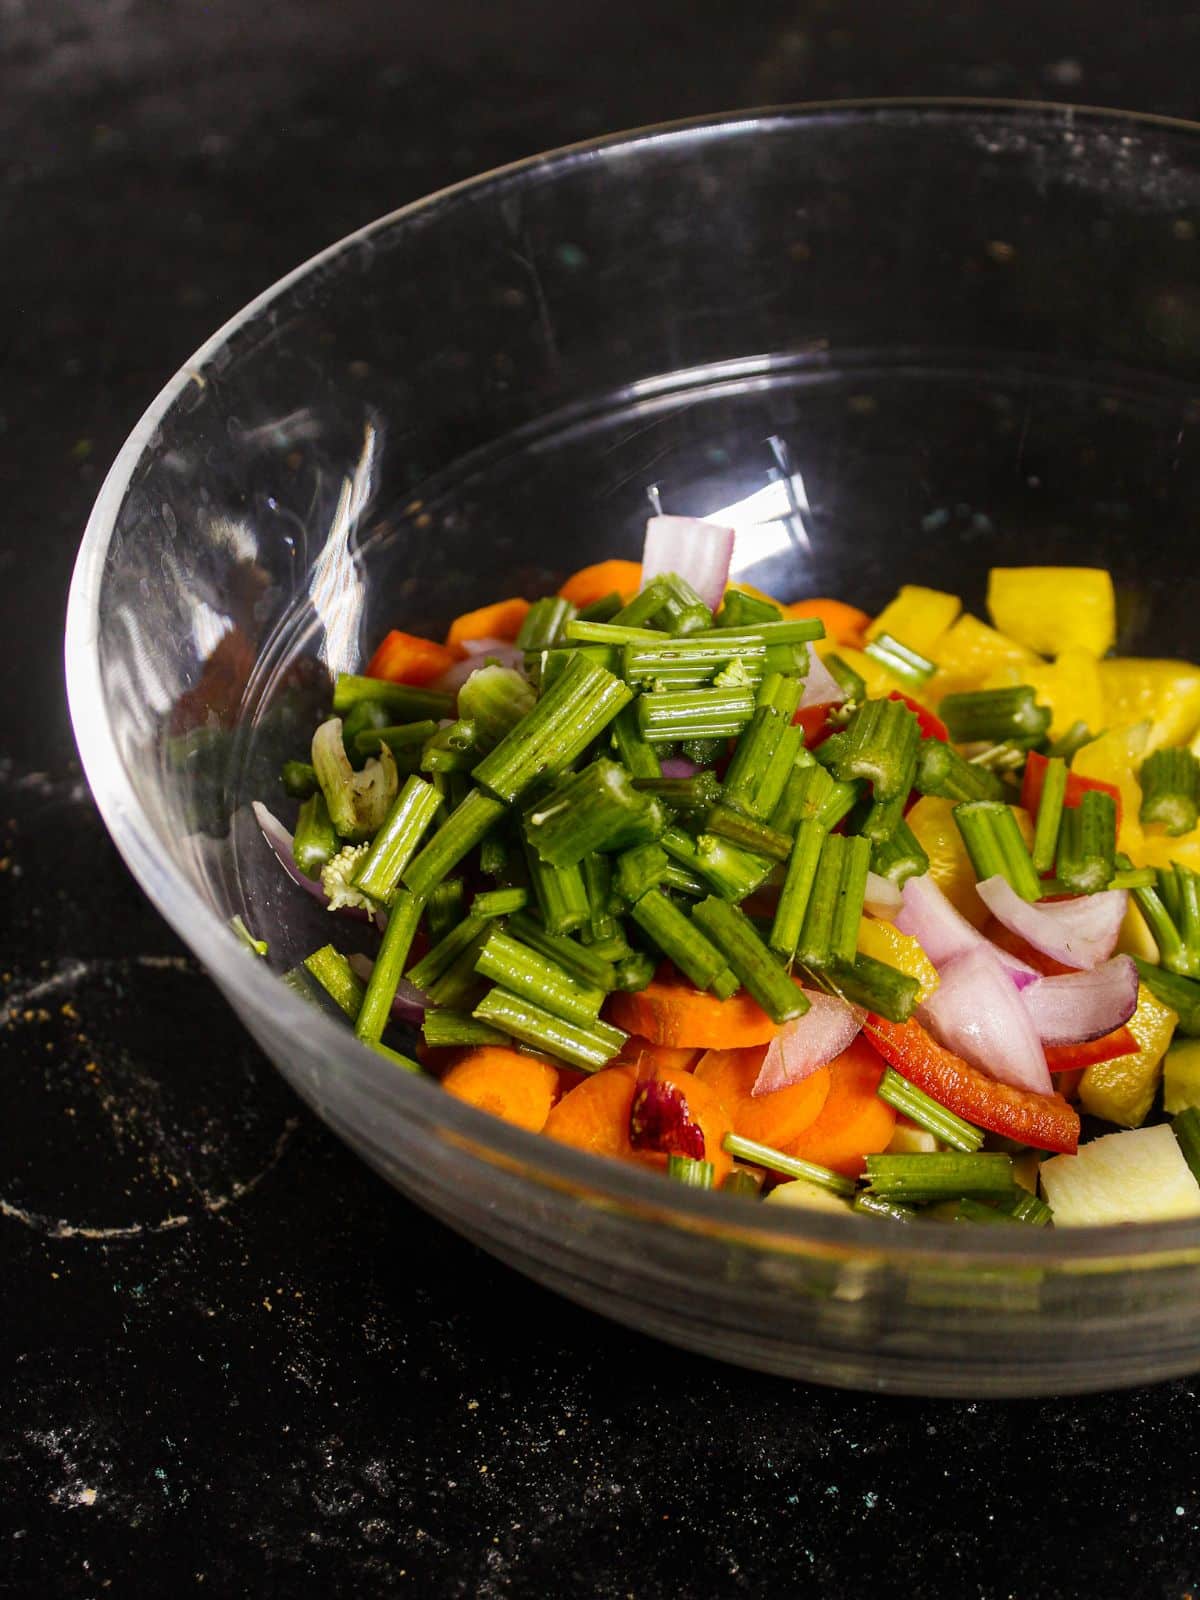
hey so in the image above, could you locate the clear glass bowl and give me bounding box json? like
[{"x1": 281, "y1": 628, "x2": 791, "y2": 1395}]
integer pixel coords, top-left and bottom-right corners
[{"x1": 66, "y1": 101, "x2": 1200, "y2": 1396}]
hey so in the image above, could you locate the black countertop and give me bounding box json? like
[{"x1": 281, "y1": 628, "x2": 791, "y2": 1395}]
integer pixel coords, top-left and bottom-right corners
[{"x1": 6, "y1": 3, "x2": 1200, "y2": 1594}]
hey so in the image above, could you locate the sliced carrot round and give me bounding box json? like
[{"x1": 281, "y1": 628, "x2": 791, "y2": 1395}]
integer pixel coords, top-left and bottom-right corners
[
  {"x1": 557, "y1": 559, "x2": 643, "y2": 608},
  {"x1": 783, "y1": 598, "x2": 870, "y2": 648},
  {"x1": 543, "y1": 1065, "x2": 640, "y2": 1160},
  {"x1": 608, "y1": 974, "x2": 780, "y2": 1049},
  {"x1": 783, "y1": 1036, "x2": 896, "y2": 1178},
  {"x1": 442, "y1": 1048, "x2": 560, "y2": 1133},
  {"x1": 444, "y1": 596, "x2": 531, "y2": 659},
  {"x1": 695, "y1": 1047, "x2": 831, "y2": 1148},
  {"x1": 650, "y1": 1062, "x2": 734, "y2": 1184},
  {"x1": 615, "y1": 1035, "x2": 700, "y2": 1074}
]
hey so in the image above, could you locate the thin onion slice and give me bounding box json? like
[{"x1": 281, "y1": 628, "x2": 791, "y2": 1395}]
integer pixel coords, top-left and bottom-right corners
[
  {"x1": 919, "y1": 947, "x2": 1053, "y2": 1094},
  {"x1": 894, "y1": 872, "x2": 1037, "y2": 986},
  {"x1": 976, "y1": 875, "x2": 1127, "y2": 971},
  {"x1": 640, "y1": 515, "x2": 735, "y2": 613},
  {"x1": 1019, "y1": 956, "x2": 1139, "y2": 1045},
  {"x1": 797, "y1": 645, "x2": 847, "y2": 710},
  {"x1": 864, "y1": 872, "x2": 903, "y2": 920},
  {"x1": 660, "y1": 756, "x2": 700, "y2": 779},
  {"x1": 753, "y1": 992, "x2": 864, "y2": 1095},
  {"x1": 252, "y1": 801, "x2": 371, "y2": 920},
  {"x1": 347, "y1": 952, "x2": 431, "y2": 1024}
]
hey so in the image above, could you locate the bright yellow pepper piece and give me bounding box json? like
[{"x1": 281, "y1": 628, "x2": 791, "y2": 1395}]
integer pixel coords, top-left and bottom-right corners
[
  {"x1": 866, "y1": 585, "x2": 962, "y2": 657},
  {"x1": 1099, "y1": 659, "x2": 1200, "y2": 753},
  {"x1": 925, "y1": 612, "x2": 1038, "y2": 702},
  {"x1": 905, "y1": 795, "x2": 990, "y2": 927},
  {"x1": 1073, "y1": 722, "x2": 1150, "y2": 858},
  {"x1": 1078, "y1": 984, "x2": 1178, "y2": 1128},
  {"x1": 856, "y1": 917, "x2": 939, "y2": 1002},
  {"x1": 982, "y1": 647, "x2": 1105, "y2": 743},
  {"x1": 987, "y1": 566, "x2": 1116, "y2": 658}
]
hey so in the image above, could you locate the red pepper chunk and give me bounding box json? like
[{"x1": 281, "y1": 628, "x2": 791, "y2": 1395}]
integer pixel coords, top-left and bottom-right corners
[
  {"x1": 888, "y1": 691, "x2": 949, "y2": 743},
  {"x1": 865, "y1": 1014, "x2": 1081, "y2": 1154},
  {"x1": 1043, "y1": 1025, "x2": 1138, "y2": 1073},
  {"x1": 1021, "y1": 750, "x2": 1123, "y2": 833}
]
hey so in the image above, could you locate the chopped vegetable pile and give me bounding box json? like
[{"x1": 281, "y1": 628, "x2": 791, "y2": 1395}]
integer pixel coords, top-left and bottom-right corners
[{"x1": 252, "y1": 518, "x2": 1200, "y2": 1228}]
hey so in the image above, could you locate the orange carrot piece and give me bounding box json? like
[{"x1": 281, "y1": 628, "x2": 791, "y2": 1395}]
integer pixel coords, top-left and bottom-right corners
[
  {"x1": 608, "y1": 976, "x2": 783, "y2": 1050},
  {"x1": 783, "y1": 598, "x2": 871, "y2": 648},
  {"x1": 543, "y1": 1066, "x2": 640, "y2": 1160},
  {"x1": 615, "y1": 1035, "x2": 701, "y2": 1075},
  {"x1": 365, "y1": 629, "x2": 456, "y2": 686},
  {"x1": 650, "y1": 1062, "x2": 734, "y2": 1183},
  {"x1": 783, "y1": 1037, "x2": 896, "y2": 1177},
  {"x1": 695, "y1": 1047, "x2": 831, "y2": 1148},
  {"x1": 557, "y1": 559, "x2": 643, "y2": 608},
  {"x1": 441, "y1": 1048, "x2": 559, "y2": 1132},
  {"x1": 444, "y1": 596, "x2": 531, "y2": 659}
]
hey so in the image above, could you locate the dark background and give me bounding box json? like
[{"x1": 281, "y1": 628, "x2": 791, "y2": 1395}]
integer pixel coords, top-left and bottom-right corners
[{"x1": 5, "y1": 3, "x2": 1200, "y2": 1595}]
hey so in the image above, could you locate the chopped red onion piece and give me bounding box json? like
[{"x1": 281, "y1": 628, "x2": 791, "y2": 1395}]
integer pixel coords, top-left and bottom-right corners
[
  {"x1": 976, "y1": 876, "x2": 1127, "y2": 971},
  {"x1": 347, "y1": 953, "x2": 431, "y2": 1024},
  {"x1": 1018, "y1": 956, "x2": 1139, "y2": 1045},
  {"x1": 797, "y1": 645, "x2": 847, "y2": 710},
  {"x1": 753, "y1": 992, "x2": 864, "y2": 1095},
  {"x1": 919, "y1": 947, "x2": 1053, "y2": 1094},
  {"x1": 628, "y1": 1077, "x2": 706, "y2": 1160},
  {"x1": 640, "y1": 515, "x2": 735, "y2": 613},
  {"x1": 660, "y1": 756, "x2": 700, "y2": 779},
  {"x1": 252, "y1": 801, "x2": 370, "y2": 920},
  {"x1": 894, "y1": 872, "x2": 1037, "y2": 985},
  {"x1": 863, "y1": 873, "x2": 903, "y2": 920}
]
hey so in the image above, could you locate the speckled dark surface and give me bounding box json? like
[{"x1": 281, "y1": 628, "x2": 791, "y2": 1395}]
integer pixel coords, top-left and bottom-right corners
[{"x1": 6, "y1": 3, "x2": 1200, "y2": 1594}]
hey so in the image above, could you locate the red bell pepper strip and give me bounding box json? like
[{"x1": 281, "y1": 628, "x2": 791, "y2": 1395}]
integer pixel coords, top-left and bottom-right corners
[
  {"x1": 1044, "y1": 1025, "x2": 1138, "y2": 1073},
  {"x1": 365, "y1": 629, "x2": 455, "y2": 686},
  {"x1": 865, "y1": 1014, "x2": 1081, "y2": 1153},
  {"x1": 1021, "y1": 750, "x2": 1123, "y2": 832},
  {"x1": 888, "y1": 690, "x2": 948, "y2": 743},
  {"x1": 793, "y1": 703, "x2": 838, "y2": 746}
]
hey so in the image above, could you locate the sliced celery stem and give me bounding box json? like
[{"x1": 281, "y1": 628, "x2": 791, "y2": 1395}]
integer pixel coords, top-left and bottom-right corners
[
  {"x1": 621, "y1": 638, "x2": 768, "y2": 688},
  {"x1": 868, "y1": 820, "x2": 929, "y2": 887},
  {"x1": 407, "y1": 913, "x2": 490, "y2": 992},
  {"x1": 582, "y1": 852, "x2": 616, "y2": 940},
  {"x1": 610, "y1": 703, "x2": 662, "y2": 779},
  {"x1": 830, "y1": 835, "x2": 871, "y2": 966},
  {"x1": 471, "y1": 886, "x2": 529, "y2": 918},
  {"x1": 637, "y1": 686, "x2": 757, "y2": 742},
  {"x1": 474, "y1": 925, "x2": 606, "y2": 1027},
  {"x1": 703, "y1": 804, "x2": 793, "y2": 862},
  {"x1": 353, "y1": 775, "x2": 442, "y2": 904},
  {"x1": 833, "y1": 698, "x2": 921, "y2": 799},
  {"x1": 691, "y1": 897, "x2": 809, "y2": 1025},
  {"x1": 368, "y1": 1039, "x2": 424, "y2": 1075},
  {"x1": 1132, "y1": 883, "x2": 1194, "y2": 976},
  {"x1": 723, "y1": 706, "x2": 790, "y2": 815},
  {"x1": 1055, "y1": 789, "x2": 1116, "y2": 895},
  {"x1": 524, "y1": 758, "x2": 666, "y2": 867},
  {"x1": 458, "y1": 665, "x2": 538, "y2": 751},
  {"x1": 666, "y1": 1155, "x2": 715, "y2": 1188},
  {"x1": 717, "y1": 588, "x2": 782, "y2": 626},
  {"x1": 769, "y1": 762, "x2": 831, "y2": 835},
  {"x1": 770, "y1": 819, "x2": 828, "y2": 957},
  {"x1": 756, "y1": 672, "x2": 804, "y2": 717},
  {"x1": 876, "y1": 1066, "x2": 983, "y2": 1152},
  {"x1": 472, "y1": 654, "x2": 634, "y2": 805},
  {"x1": 575, "y1": 591, "x2": 623, "y2": 623},
  {"x1": 516, "y1": 595, "x2": 575, "y2": 652},
  {"x1": 722, "y1": 1133, "x2": 854, "y2": 1196},
  {"x1": 954, "y1": 800, "x2": 1043, "y2": 902},
  {"x1": 660, "y1": 826, "x2": 772, "y2": 902},
  {"x1": 428, "y1": 877, "x2": 467, "y2": 941},
  {"x1": 751, "y1": 723, "x2": 806, "y2": 822},
  {"x1": 853, "y1": 1193, "x2": 917, "y2": 1222},
  {"x1": 403, "y1": 788, "x2": 508, "y2": 899},
  {"x1": 1140, "y1": 747, "x2": 1200, "y2": 836},
  {"x1": 916, "y1": 739, "x2": 1004, "y2": 803},
  {"x1": 1173, "y1": 1107, "x2": 1200, "y2": 1184},
  {"x1": 940, "y1": 685, "x2": 1051, "y2": 743},
  {"x1": 992, "y1": 1190, "x2": 1053, "y2": 1226},
  {"x1": 303, "y1": 944, "x2": 366, "y2": 1021},
  {"x1": 1031, "y1": 755, "x2": 1068, "y2": 874},
  {"x1": 281, "y1": 760, "x2": 319, "y2": 798},
  {"x1": 613, "y1": 949, "x2": 656, "y2": 992},
  {"x1": 863, "y1": 632, "x2": 936, "y2": 688},
  {"x1": 473, "y1": 987, "x2": 626, "y2": 1071},
  {"x1": 862, "y1": 1151, "x2": 1014, "y2": 1202},
  {"x1": 355, "y1": 890, "x2": 425, "y2": 1044},
  {"x1": 353, "y1": 720, "x2": 440, "y2": 760},
  {"x1": 506, "y1": 911, "x2": 618, "y2": 990},
  {"x1": 332, "y1": 674, "x2": 452, "y2": 720},
  {"x1": 293, "y1": 791, "x2": 338, "y2": 877},
  {"x1": 614, "y1": 843, "x2": 669, "y2": 903},
  {"x1": 824, "y1": 654, "x2": 867, "y2": 704},
  {"x1": 629, "y1": 887, "x2": 729, "y2": 991},
  {"x1": 525, "y1": 844, "x2": 590, "y2": 937},
  {"x1": 795, "y1": 833, "x2": 845, "y2": 969},
  {"x1": 422, "y1": 1010, "x2": 511, "y2": 1049},
  {"x1": 632, "y1": 772, "x2": 724, "y2": 813},
  {"x1": 820, "y1": 955, "x2": 918, "y2": 1023},
  {"x1": 1132, "y1": 956, "x2": 1200, "y2": 1033},
  {"x1": 855, "y1": 775, "x2": 913, "y2": 846}
]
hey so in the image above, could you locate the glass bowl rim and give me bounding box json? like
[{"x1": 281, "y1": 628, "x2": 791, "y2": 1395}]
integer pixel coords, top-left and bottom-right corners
[{"x1": 65, "y1": 96, "x2": 1200, "y2": 1266}]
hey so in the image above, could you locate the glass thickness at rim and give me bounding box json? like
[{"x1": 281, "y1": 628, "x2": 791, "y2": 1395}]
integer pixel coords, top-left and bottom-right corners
[{"x1": 64, "y1": 97, "x2": 1200, "y2": 1269}]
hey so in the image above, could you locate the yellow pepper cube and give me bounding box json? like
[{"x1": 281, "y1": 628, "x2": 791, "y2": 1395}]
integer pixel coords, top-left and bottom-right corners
[
  {"x1": 866, "y1": 585, "x2": 961, "y2": 657},
  {"x1": 905, "y1": 795, "x2": 990, "y2": 927},
  {"x1": 1100, "y1": 659, "x2": 1200, "y2": 753},
  {"x1": 926, "y1": 612, "x2": 1038, "y2": 702},
  {"x1": 987, "y1": 567, "x2": 1116, "y2": 658},
  {"x1": 1078, "y1": 983, "x2": 1178, "y2": 1128},
  {"x1": 982, "y1": 648, "x2": 1105, "y2": 742},
  {"x1": 1073, "y1": 722, "x2": 1151, "y2": 858}
]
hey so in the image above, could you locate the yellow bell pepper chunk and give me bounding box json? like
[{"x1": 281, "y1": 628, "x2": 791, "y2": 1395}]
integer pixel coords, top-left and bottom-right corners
[
  {"x1": 987, "y1": 566, "x2": 1116, "y2": 658},
  {"x1": 1099, "y1": 659, "x2": 1200, "y2": 753},
  {"x1": 1073, "y1": 722, "x2": 1150, "y2": 858},
  {"x1": 981, "y1": 647, "x2": 1105, "y2": 743},
  {"x1": 925, "y1": 612, "x2": 1038, "y2": 702},
  {"x1": 856, "y1": 917, "x2": 940, "y2": 1002},
  {"x1": 905, "y1": 795, "x2": 990, "y2": 927},
  {"x1": 1078, "y1": 984, "x2": 1178, "y2": 1128},
  {"x1": 1117, "y1": 898, "x2": 1161, "y2": 963},
  {"x1": 865, "y1": 585, "x2": 962, "y2": 657},
  {"x1": 1164, "y1": 1038, "x2": 1200, "y2": 1115}
]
